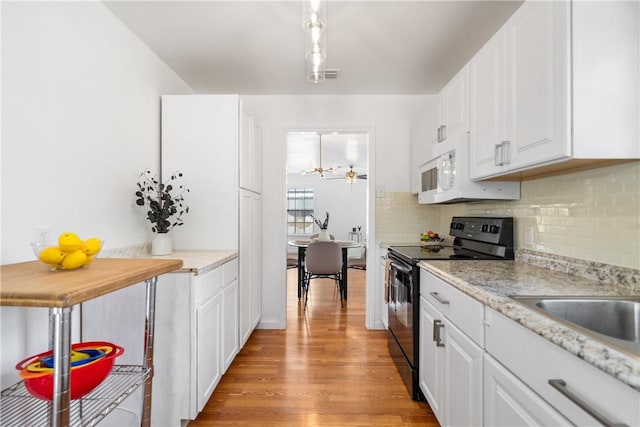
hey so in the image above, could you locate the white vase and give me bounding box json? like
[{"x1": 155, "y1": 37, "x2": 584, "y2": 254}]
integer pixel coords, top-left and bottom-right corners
[
  {"x1": 151, "y1": 233, "x2": 172, "y2": 255},
  {"x1": 318, "y1": 229, "x2": 331, "y2": 241}
]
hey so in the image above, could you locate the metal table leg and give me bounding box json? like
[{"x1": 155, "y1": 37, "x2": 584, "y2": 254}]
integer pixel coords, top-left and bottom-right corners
[
  {"x1": 341, "y1": 248, "x2": 348, "y2": 300},
  {"x1": 297, "y1": 246, "x2": 305, "y2": 300},
  {"x1": 141, "y1": 276, "x2": 158, "y2": 427},
  {"x1": 50, "y1": 306, "x2": 73, "y2": 427}
]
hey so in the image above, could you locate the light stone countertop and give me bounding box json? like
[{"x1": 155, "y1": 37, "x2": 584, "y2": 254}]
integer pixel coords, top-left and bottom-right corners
[
  {"x1": 418, "y1": 255, "x2": 639, "y2": 391},
  {"x1": 144, "y1": 250, "x2": 238, "y2": 275},
  {"x1": 102, "y1": 244, "x2": 237, "y2": 276}
]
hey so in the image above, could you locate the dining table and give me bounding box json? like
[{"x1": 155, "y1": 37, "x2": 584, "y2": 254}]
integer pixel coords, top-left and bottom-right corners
[{"x1": 288, "y1": 239, "x2": 365, "y2": 301}]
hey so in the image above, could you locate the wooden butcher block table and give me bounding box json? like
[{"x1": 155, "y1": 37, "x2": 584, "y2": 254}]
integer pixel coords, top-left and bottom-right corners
[{"x1": 0, "y1": 258, "x2": 183, "y2": 427}]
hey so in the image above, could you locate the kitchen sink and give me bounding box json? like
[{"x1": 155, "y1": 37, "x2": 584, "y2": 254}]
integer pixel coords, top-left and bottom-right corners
[{"x1": 510, "y1": 295, "x2": 640, "y2": 357}]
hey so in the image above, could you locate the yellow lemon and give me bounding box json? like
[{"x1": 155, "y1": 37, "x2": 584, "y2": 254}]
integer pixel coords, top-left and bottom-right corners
[
  {"x1": 81, "y1": 237, "x2": 102, "y2": 256},
  {"x1": 58, "y1": 232, "x2": 83, "y2": 253},
  {"x1": 38, "y1": 246, "x2": 66, "y2": 266},
  {"x1": 84, "y1": 255, "x2": 95, "y2": 266},
  {"x1": 61, "y1": 250, "x2": 87, "y2": 270}
]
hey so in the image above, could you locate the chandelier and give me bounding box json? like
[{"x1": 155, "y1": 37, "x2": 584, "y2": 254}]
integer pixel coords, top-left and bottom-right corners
[
  {"x1": 300, "y1": 134, "x2": 339, "y2": 178},
  {"x1": 304, "y1": 0, "x2": 326, "y2": 83}
]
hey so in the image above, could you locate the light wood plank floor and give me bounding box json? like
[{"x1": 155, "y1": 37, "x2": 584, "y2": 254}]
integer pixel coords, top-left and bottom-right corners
[{"x1": 188, "y1": 268, "x2": 438, "y2": 426}]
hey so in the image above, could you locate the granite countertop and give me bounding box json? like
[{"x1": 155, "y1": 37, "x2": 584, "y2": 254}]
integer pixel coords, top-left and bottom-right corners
[{"x1": 418, "y1": 253, "x2": 639, "y2": 391}]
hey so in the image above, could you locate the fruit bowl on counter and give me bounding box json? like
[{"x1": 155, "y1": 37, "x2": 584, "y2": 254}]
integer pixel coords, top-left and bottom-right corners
[
  {"x1": 420, "y1": 230, "x2": 444, "y2": 246},
  {"x1": 31, "y1": 232, "x2": 103, "y2": 270}
]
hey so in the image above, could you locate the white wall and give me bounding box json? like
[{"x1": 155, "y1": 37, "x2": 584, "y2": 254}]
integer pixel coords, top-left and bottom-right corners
[
  {"x1": 243, "y1": 95, "x2": 429, "y2": 329},
  {"x1": 0, "y1": 0, "x2": 192, "y2": 406},
  {"x1": 286, "y1": 172, "x2": 367, "y2": 244}
]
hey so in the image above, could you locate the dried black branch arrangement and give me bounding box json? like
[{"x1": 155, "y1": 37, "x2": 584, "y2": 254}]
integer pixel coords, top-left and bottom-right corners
[
  {"x1": 311, "y1": 211, "x2": 330, "y2": 230},
  {"x1": 135, "y1": 169, "x2": 190, "y2": 233}
]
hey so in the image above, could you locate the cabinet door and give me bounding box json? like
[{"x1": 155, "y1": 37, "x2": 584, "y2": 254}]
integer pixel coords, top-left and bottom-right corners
[
  {"x1": 239, "y1": 191, "x2": 253, "y2": 345},
  {"x1": 484, "y1": 354, "x2": 571, "y2": 427},
  {"x1": 433, "y1": 66, "x2": 469, "y2": 158},
  {"x1": 419, "y1": 297, "x2": 444, "y2": 423},
  {"x1": 442, "y1": 316, "x2": 483, "y2": 427},
  {"x1": 425, "y1": 97, "x2": 440, "y2": 151},
  {"x1": 506, "y1": 0, "x2": 570, "y2": 169},
  {"x1": 469, "y1": 28, "x2": 508, "y2": 180},
  {"x1": 410, "y1": 110, "x2": 428, "y2": 194},
  {"x1": 196, "y1": 292, "x2": 222, "y2": 412},
  {"x1": 222, "y1": 279, "x2": 239, "y2": 372},
  {"x1": 239, "y1": 102, "x2": 254, "y2": 191},
  {"x1": 250, "y1": 193, "x2": 262, "y2": 329}
]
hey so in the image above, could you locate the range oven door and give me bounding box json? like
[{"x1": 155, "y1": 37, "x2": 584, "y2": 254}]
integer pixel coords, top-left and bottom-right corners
[{"x1": 387, "y1": 257, "x2": 415, "y2": 366}]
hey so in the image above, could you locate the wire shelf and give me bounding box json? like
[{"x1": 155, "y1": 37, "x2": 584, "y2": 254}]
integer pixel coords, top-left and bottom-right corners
[{"x1": 0, "y1": 365, "x2": 150, "y2": 426}]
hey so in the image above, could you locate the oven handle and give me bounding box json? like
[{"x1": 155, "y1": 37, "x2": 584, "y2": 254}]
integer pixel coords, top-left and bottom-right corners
[{"x1": 389, "y1": 261, "x2": 412, "y2": 275}]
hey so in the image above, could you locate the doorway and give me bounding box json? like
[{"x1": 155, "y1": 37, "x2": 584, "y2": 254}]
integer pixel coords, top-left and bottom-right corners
[{"x1": 285, "y1": 130, "x2": 370, "y2": 320}]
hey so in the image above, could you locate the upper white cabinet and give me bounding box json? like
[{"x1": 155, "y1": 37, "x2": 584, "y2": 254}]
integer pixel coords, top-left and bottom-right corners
[
  {"x1": 470, "y1": 0, "x2": 639, "y2": 180},
  {"x1": 431, "y1": 65, "x2": 470, "y2": 159},
  {"x1": 410, "y1": 109, "x2": 429, "y2": 194},
  {"x1": 240, "y1": 101, "x2": 261, "y2": 193}
]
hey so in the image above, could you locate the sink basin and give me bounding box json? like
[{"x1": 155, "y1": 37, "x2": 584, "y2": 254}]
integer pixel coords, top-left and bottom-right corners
[{"x1": 510, "y1": 296, "x2": 640, "y2": 357}]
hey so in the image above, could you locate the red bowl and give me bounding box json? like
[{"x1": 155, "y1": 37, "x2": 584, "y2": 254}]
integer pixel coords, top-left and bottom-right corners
[{"x1": 15, "y1": 341, "x2": 124, "y2": 400}]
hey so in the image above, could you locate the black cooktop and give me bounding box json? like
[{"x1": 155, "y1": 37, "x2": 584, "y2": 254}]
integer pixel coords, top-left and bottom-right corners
[{"x1": 388, "y1": 245, "x2": 506, "y2": 264}]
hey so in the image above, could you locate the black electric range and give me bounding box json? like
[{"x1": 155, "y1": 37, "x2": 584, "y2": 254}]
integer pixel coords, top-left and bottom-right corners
[{"x1": 386, "y1": 217, "x2": 514, "y2": 401}]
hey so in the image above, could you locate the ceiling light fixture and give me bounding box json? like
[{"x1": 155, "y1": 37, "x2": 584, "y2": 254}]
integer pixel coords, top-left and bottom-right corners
[
  {"x1": 304, "y1": 0, "x2": 326, "y2": 83},
  {"x1": 301, "y1": 134, "x2": 339, "y2": 178}
]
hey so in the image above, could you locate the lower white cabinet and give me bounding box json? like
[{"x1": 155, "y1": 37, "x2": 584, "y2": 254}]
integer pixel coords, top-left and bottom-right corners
[
  {"x1": 484, "y1": 353, "x2": 571, "y2": 427},
  {"x1": 196, "y1": 291, "x2": 222, "y2": 412},
  {"x1": 419, "y1": 270, "x2": 483, "y2": 427},
  {"x1": 485, "y1": 307, "x2": 640, "y2": 427},
  {"x1": 152, "y1": 258, "x2": 239, "y2": 426}
]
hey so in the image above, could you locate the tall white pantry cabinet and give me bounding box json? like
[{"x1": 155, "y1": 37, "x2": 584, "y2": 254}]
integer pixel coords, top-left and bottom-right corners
[{"x1": 161, "y1": 94, "x2": 262, "y2": 345}]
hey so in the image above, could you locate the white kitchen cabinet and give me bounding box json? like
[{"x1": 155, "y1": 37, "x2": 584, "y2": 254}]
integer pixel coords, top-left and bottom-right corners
[
  {"x1": 419, "y1": 270, "x2": 483, "y2": 427},
  {"x1": 196, "y1": 290, "x2": 222, "y2": 412},
  {"x1": 239, "y1": 189, "x2": 261, "y2": 346},
  {"x1": 240, "y1": 101, "x2": 261, "y2": 193},
  {"x1": 484, "y1": 353, "x2": 571, "y2": 427},
  {"x1": 470, "y1": 0, "x2": 639, "y2": 180},
  {"x1": 419, "y1": 296, "x2": 443, "y2": 422},
  {"x1": 222, "y1": 260, "x2": 240, "y2": 372},
  {"x1": 485, "y1": 307, "x2": 640, "y2": 427},
  {"x1": 151, "y1": 258, "x2": 239, "y2": 426},
  {"x1": 431, "y1": 65, "x2": 469, "y2": 159},
  {"x1": 410, "y1": 109, "x2": 429, "y2": 194}
]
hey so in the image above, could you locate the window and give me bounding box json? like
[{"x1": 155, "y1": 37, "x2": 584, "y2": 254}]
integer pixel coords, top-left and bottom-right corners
[{"x1": 287, "y1": 188, "x2": 315, "y2": 235}]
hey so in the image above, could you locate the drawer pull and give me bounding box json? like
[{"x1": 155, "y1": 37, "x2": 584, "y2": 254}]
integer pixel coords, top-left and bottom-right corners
[
  {"x1": 548, "y1": 379, "x2": 628, "y2": 427},
  {"x1": 433, "y1": 320, "x2": 445, "y2": 347},
  {"x1": 430, "y1": 291, "x2": 450, "y2": 305}
]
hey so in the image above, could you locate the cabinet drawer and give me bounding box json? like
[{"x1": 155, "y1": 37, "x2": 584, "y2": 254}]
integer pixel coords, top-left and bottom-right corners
[
  {"x1": 223, "y1": 258, "x2": 238, "y2": 287},
  {"x1": 195, "y1": 267, "x2": 222, "y2": 306},
  {"x1": 420, "y1": 269, "x2": 484, "y2": 346},
  {"x1": 486, "y1": 308, "x2": 640, "y2": 427}
]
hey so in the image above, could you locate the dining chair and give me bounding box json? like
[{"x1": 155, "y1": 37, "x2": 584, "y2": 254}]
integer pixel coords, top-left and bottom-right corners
[{"x1": 303, "y1": 241, "x2": 343, "y2": 309}]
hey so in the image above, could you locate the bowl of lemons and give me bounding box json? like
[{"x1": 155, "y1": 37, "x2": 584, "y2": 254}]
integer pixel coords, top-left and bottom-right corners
[{"x1": 31, "y1": 232, "x2": 103, "y2": 271}]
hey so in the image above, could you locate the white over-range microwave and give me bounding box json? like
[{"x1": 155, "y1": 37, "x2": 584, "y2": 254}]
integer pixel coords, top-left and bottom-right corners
[{"x1": 418, "y1": 133, "x2": 520, "y2": 204}]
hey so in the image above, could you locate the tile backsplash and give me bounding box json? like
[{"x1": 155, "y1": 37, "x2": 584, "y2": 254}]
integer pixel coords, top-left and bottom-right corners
[{"x1": 376, "y1": 162, "x2": 640, "y2": 269}]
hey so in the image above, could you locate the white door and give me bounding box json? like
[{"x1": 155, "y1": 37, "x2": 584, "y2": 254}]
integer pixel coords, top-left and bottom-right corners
[
  {"x1": 484, "y1": 354, "x2": 572, "y2": 427},
  {"x1": 222, "y1": 279, "x2": 239, "y2": 372},
  {"x1": 469, "y1": 27, "x2": 508, "y2": 180},
  {"x1": 419, "y1": 297, "x2": 444, "y2": 422},
  {"x1": 196, "y1": 292, "x2": 222, "y2": 411},
  {"x1": 239, "y1": 190, "x2": 253, "y2": 345},
  {"x1": 442, "y1": 316, "x2": 483, "y2": 427},
  {"x1": 506, "y1": 0, "x2": 570, "y2": 170}
]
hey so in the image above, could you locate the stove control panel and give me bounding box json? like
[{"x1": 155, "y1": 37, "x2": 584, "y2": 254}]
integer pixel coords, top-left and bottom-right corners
[{"x1": 449, "y1": 217, "x2": 513, "y2": 246}]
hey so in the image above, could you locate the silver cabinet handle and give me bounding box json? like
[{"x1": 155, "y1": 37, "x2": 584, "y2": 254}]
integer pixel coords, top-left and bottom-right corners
[
  {"x1": 430, "y1": 291, "x2": 450, "y2": 305},
  {"x1": 548, "y1": 379, "x2": 628, "y2": 427},
  {"x1": 501, "y1": 140, "x2": 511, "y2": 165},
  {"x1": 494, "y1": 143, "x2": 503, "y2": 166},
  {"x1": 441, "y1": 124, "x2": 446, "y2": 141},
  {"x1": 433, "y1": 319, "x2": 445, "y2": 347},
  {"x1": 437, "y1": 126, "x2": 442, "y2": 142}
]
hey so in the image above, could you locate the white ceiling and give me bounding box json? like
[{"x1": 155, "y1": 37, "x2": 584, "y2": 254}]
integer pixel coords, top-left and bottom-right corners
[
  {"x1": 103, "y1": 0, "x2": 522, "y2": 171},
  {"x1": 103, "y1": 0, "x2": 523, "y2": 95}
]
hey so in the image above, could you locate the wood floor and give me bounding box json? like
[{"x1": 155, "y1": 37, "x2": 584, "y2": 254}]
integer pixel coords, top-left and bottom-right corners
[{"x1": 188, "y1": 268, "x2": 439, "y2": 426}]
